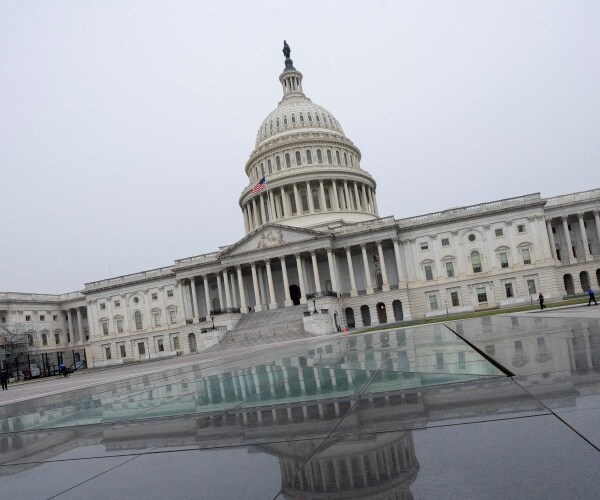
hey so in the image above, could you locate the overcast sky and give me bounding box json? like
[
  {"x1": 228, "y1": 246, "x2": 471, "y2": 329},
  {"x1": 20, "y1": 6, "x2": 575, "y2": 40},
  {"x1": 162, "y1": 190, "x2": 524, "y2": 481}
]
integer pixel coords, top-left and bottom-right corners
[{"x1": 1, "y1": 1, "x2": 599, "y2": 294}]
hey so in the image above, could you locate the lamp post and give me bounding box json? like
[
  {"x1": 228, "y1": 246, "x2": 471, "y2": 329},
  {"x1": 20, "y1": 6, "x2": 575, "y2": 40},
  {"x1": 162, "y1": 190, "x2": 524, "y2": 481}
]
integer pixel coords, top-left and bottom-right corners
[
  {"x1": 312, "y1": 299, "x2": 318, "y2": 314},
  {"x1": 210, "y1": 315, "x2": 215, "y2": 329}
]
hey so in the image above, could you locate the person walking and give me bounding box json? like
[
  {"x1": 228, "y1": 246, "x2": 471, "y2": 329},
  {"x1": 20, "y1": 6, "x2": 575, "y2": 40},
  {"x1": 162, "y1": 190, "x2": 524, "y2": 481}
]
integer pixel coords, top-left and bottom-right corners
[
  {"x1": 538, "y1": 293, "x2": 546, "y2": 310},
  {"x1": 0, "y1": 368, "x2": 8, "y2": 390},
  {"x1": 589, "y1": 288, "x2": 598, "y2": 306}
]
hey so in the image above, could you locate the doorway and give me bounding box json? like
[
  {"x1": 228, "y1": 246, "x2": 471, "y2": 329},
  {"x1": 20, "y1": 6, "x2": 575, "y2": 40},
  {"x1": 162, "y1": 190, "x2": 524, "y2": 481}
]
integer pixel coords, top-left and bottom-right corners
[{"x1": 290, "y1": 284, "x2": 301, "y2": 305}]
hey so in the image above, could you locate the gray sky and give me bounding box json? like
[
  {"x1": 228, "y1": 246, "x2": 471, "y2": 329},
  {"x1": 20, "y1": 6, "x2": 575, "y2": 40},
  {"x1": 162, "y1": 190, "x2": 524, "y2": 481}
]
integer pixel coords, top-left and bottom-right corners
[{"x1": 1, "y1": 1, "x2": 599, "y2": 294}]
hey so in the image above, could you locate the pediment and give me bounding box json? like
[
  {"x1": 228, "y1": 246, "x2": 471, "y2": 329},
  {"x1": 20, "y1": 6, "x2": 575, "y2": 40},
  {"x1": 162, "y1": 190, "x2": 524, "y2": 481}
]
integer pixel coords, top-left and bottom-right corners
[{"x1": 221, "y1": 224, "x2": 328, "y2": 258}]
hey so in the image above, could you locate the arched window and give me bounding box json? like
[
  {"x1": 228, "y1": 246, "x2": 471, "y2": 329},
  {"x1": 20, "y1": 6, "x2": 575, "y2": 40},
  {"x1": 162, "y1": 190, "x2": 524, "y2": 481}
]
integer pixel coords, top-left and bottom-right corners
[
  {"x1": 269, "y1": 120, "x2": 273, "y2": 131},
  {"x1": 267, "y1": 159, "x2": 272, "y2": 174},
  {"x1": 283, "y1": 115, "x2": 288, "y2": 126},
  {"x1": 276, "y1": 117, "x2": 280, "y2": 128},
  {"x1": 392, "y1": 300, "x2": 404, "y2": 321},
  {"x1": 260, "y1": 163, "x2": 265, "y2": 177},
  {"x1": 316, "y1": 114, "x2": 321, "y2": 123},
  {"x1": 295, "y1": 151, "x2": 302, "y2": 166},
  {"x1": 289, "y1": 193, "x2": 297, "y2": 215},
  {"x1": 134, "y1": 311, "x2": 143, "y2": 331},
  {"x1": 276, "y1": 156, "x2": 281, "y2": 171},
  {"x1": 312, "y1": 189, "x2": 320, "y2": 210},
  {"x1": 285, "y1": 153, "x2": 291, "y2": 168},
  {"x1": 361, "y1": 305, "x2": 371, "y2": 326},
  {"x1": 344, "y1": 152, "x2": 348, "y2": 165},
  {"x1": 350, "y1": 155, "x2": 354, "y2": 166},
  {"x1": 306, "y1": 150, "x2": 312, "y2": 164},
  {"x1": 345, "y1": 307, "x2": 355, "y2": 328},
  {"x1": 291, "y1": 114, "x2": 296, "y2": 124},
  {"x1": 324, "y1": 188, "x2": 331, "y2": 209},
  {"x1": 327, "y1": 150, "x2": 333, "y2": 163},
  {"x1": 300, "y1": 189, "x2": 309, "y2": 212},
  {"x1": 471, "y1": 251, "x2": 482, "y2": 273},
  {"x1": 317, "y1": 149, "x2": 323, "y2": 163},
  {"x1": 307, "y1": 113, "x2": 312, "y2": 123},
  {"x1": 299, "y1": 113, "x2": 304, "y2": 123},
  {"x1": 336, "y1": 151, "x2": 341, "y2": 164},
  {"x1": 580, "y1": 271, "x2": 590, "y2": 292}
]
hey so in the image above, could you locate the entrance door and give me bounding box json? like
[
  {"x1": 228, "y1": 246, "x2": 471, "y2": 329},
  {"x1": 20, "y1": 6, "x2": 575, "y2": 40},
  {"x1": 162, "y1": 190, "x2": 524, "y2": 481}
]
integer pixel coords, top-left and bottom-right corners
[
  {"x1": 290, "y1": 284, "x2": 301, "y2": 305},
  {"x1": 377, "y1": 302, "x2": 387, "y2": 324}
]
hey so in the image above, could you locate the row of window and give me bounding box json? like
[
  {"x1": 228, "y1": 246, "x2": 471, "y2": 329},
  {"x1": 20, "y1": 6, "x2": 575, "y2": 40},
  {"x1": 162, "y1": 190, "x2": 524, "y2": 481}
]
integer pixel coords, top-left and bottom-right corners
[
  {"x1": 419, "y1": 225, "x2": 528, "y2": 251},
  {"x1": 252, "y1": 147, "x2": 356, "y2": 183},
  {"x1": 103, "y1": 335, "x2": 184, "y2": 361},
  {"x1": 98, "y1": 290, "x2": 175, "y2": 311},
  {"x1": 100, "y1": 308, "x2": 178, "y2": 335},
  {"x1": 423, "y1": 248, "x2": 533, "y2": 281},
  {"x1": 21, "y1": 314, "x2": 60, "y2": 322},
  {"x1": 260, "y1": 110, "x2": 340, "y2": 139}
]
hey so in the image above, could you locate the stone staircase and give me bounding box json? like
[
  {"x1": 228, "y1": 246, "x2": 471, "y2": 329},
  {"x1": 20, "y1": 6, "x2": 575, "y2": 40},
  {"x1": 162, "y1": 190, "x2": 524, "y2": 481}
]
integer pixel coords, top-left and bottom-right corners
[{"x1": 205, "y1": 305, "x2": 314, "y2": 351}]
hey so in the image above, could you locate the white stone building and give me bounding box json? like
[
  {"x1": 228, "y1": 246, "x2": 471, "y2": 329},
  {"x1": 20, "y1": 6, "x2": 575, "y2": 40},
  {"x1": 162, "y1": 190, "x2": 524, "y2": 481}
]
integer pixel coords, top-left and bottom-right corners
[{"x1": 1, "y1": 48, "x2": 599, "y2": 369}]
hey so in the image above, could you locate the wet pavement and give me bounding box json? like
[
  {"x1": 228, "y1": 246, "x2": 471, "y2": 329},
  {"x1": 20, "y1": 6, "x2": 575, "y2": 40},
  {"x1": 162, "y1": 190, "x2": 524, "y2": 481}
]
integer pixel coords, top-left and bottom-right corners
[{"x1": 1, "y1": 305, "x2": 600, "y2": 499}]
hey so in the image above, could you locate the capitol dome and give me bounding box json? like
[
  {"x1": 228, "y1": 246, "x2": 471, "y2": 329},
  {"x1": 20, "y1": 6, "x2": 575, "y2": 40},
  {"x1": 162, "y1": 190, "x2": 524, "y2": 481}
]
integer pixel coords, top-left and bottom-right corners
[{"x1": 239, "y1": 43, "x2": 380, "y2": 234}]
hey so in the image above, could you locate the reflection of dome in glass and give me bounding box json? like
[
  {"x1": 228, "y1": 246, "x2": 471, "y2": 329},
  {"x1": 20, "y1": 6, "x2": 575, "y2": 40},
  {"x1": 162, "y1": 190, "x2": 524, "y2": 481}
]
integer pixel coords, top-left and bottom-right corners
[{"x1": 255, "y1": 96, "x2": 345, "y2": 147}]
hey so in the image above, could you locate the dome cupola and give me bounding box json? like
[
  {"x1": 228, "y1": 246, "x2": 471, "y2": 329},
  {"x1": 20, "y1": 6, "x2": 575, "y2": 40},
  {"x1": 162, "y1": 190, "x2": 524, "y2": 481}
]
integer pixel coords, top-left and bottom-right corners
[{"x1": 240, "y1": 42, "x2": 379, "y2": 234}]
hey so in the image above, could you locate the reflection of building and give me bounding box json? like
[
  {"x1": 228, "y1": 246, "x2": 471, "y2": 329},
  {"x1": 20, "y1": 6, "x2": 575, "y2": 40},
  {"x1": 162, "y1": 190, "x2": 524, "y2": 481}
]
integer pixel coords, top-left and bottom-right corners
[{"x1": 1, "y1": 45, "x2": 600, "y2": 368}]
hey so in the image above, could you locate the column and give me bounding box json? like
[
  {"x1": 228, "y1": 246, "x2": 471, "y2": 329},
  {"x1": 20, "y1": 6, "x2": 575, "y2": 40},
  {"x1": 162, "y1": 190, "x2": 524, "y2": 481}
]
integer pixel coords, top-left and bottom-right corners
[
  {"x1": 331, "y1": 180, "x2": 340, "y2": 211},
  {"x1": 190, "y1": 278, "x2": 199, "y2": 321},
  {"x1": 319, "y1": 180, "x2": 326, "y2": 211},
  {"x1": 269, "y1": 191, "x2": 276, "y2": 221},
  {"x1": 259, "y1": 194, "x2": 267, "y2": 224},
  {"x1": 562, "y1": 216, "x2": 574, "y2": 260},
  {"x1": 295, "y1": 254, "x2": 307, "y2": 304},
  {"x1": 231, "y1": 271, "x2": 239, "y2": 309},
  {"x1": 372, "y1": 188, "x2": 379, "y2": 215},
  {"x1": 345, "y1": 247, "x2": 357, "y2": 296},
  {"x1": 86, "y1": 303, "x2": 96, "y2": 339},
  {"x1": 258, "y1": 265, "x2": 268, "y2": 308},
  {"x1": 177, "y1": 281, "x2": 187, "y2": 321},
  {"x1": 293, "y1": 184, "x2": 301, "y2": 215},
  {"x1": 353, "y1": 182, "x2": 361, "y2": 210},
  {"x1": 203, "y1": 276, "x2": 211, "y2": 317},
  {"x1": 546, "y1": 220, "x2": 558, "y2": 260},
  {"x1": 223, "y1": 270, "x2": 232, "y2": 310},
  {"x1": 76, "y1": 307, "x2": 84, "y2": 344},
  {"x1": 67, "y1": 309, "x2": 74, "y2": 344},
  {"x1": 237, "y1": 266, "x2": 247, "y2": 313},
  {"x1": 392, "y1": 237, "x2": 406, "y2": 283},
  {"x1": 578, "y1": 213, "x2": 590, "y2": 258},
  {"x1": 281, "y1": 257, "x2": 292, "y2": 306},
  {"x1": 595, "y1": 211, "x2": 600, "y2": 255},
  {"x1": 311, "y1": 250, "x2": 321, "y2": 294},
  {"x1": 251, "y1": 262, "x2": 262, "y2": 312},
  {"x1": 326, "y1": 249, "x2": 338, "y2": 293},
  {"x1": 361, "y1": 244, "x2": 373, "y2": 293},
  {"x1": 280, "y1": 187, "x2": 288, "y2": 217},
  {"x1": 216, "y1": 273, "x2": 224, "y2": 311},
  {"x1": 377, "y1": 240, "x2": 390, "y2": 291},
  {"x1": 306, "y1": 182, "x2": 314, "y2": 212},
  {"x1": 243, "y1": 207, "x2": 249, "y2": 233},
  {"x1": 265, "y1": 259, "x2": 277, "y2": 309},
  {"x1": 343, "y1": 181, "x2": 350, "y2": 210},
  {"x1": 361, "y1": 184, "x2": 368, "y2": 212}
]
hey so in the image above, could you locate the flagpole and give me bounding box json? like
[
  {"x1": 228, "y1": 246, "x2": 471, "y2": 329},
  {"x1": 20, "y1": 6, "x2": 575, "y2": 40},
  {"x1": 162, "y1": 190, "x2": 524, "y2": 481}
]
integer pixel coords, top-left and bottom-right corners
[{"x1": 265, "y1": 178, "x2": 272, "y2": 223}]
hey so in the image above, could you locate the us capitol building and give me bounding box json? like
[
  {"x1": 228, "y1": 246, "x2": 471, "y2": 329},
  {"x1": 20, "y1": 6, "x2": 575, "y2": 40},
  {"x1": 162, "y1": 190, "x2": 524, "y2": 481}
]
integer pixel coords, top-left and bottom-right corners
[{"x1": 1, "y1": 44, "x2": 599, "y2": 369}]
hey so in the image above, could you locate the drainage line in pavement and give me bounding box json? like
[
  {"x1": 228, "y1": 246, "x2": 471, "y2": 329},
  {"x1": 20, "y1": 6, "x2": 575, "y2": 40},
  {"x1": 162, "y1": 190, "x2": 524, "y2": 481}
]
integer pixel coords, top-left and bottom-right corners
[{"x1": 443, "y1": 324, "x2": 515, "y2": 377}]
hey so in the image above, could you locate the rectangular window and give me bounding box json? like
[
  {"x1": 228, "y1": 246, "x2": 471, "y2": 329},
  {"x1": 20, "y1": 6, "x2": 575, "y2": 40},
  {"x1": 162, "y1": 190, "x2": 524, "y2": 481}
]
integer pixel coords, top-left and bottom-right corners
[
  {"x1": 153, "y1": 312, "x2": 161, "y2": 327},
  {"x1": 55, "y1": 333, "x2": 60, "y2": 344},
  {"x1": 102, "y1": 322, "x2": 109, "y2": 335},
  {"x1": 117, "y1": 319, "x2": 124, "y2": 333},
  {"x1": 505, "y1": 283, "x2": 514, "y2": 298},
  {"x1": 169, "y1": 309, "x2": 177, "y2": 324},
  {"x1": 476, "y1": 287, "x2": 488, "y2": 303},
  {"x1": 151, "y1": 293, "x2": 158, "y2": 300},
  {"x1": 100, "y1": 303, "x2": 106, "y2": 310},
  {"x1": 420, "y1": 242, "x2": 429, "y2": 250},
  {"x1": 424, "y1": 265, "x2": 433, "y2": 281},
  {"x1": 429, "y1": 294, "x2": 439, "y2": 310},
  {"x1": 105, "y1": 347, "x2": 112, "y2": 360},
  {"x1": 157, "y1": 339, "x2": 164, "y2": 352},
  {"x1": 138, "y1": 342, "x2": 146, "y2": 355},
  {"x1": 445, "y1": 261, "x2": 454, "y2": 278},
  {"x1": 499, "y1": 252, "x2": 509, "y2": 268},
  {"x1": 495, "y1": 228, "x2": 503, "y2": 237},
  {"x1": 167, "y1": 290, "x2": 174, "y2": 298},
  {"x1": 436, "y1": 353, "x2": 444, "y2": 370},
  {"x1": 450, "y1": 291, "x2": 460, "y2": 307},
  {"x1": 40, "y1": 315, "x2": 45, "y2": 322},
  {"x1": 173, "y1": 337, "x2": 180, "y2": 350},
  {"x1": 42, "y1": 334, "x2": 48, "y2": 346},
  {"x1": 521, "y1": 248, "x2": 531, "y2": 265},
  {"x1": 26, "y1": 315, "x2": 31, "y2": 322},
  {"x1": 517, "y1": 224, "x2": 526, "y2": 233},
  {"x1": 527, "y1": 279, "x2": 537, "y2": 295},
  {"x1": 114, "y1": 300, "x2": 120, "y2": 308},
  {"x1": 441, "y1": 238, "x2": 449, "y2": 247},
  {"x1": 119, "y1": 344, "x2": 126, "y2": 358},
  {"x1": 53, "y1": 315, "x2": 58, "y2": 321}
]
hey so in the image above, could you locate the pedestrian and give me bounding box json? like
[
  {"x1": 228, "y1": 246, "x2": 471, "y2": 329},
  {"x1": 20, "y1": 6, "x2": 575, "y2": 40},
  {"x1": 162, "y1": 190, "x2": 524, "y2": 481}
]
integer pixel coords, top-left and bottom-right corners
[
  {"x1": 0, "y1": 368, "x2": 8, "y2": 390},
  {"x1": 589, "y1": 287, "x2": 598, "y2": 306},
  {"x1": 58, "y1": 362, "x2": 66, "y2": 378},
  {"x1": 538, "y1": 293, "x2": 546, "y2": 310}
]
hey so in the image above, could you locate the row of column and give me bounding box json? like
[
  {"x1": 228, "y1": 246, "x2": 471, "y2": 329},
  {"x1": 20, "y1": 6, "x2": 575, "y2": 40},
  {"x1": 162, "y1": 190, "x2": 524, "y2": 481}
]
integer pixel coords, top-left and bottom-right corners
[
  {"x1": 546, "y1": 211, "x2": 600, "y2": 261},
  {"x1": 243, "y1": 180, "x2": 378, "y2": 232},
  {"x1": 63, "y1": 307, "x2": 86, "y2": 345}
]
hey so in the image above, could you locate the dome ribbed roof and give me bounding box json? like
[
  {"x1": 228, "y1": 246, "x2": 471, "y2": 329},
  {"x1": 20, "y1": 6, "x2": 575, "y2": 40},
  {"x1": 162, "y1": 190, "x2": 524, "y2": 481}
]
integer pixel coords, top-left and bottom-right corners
[{"x1": 255, "y1": 96, "x2": 345, "y2": 147}]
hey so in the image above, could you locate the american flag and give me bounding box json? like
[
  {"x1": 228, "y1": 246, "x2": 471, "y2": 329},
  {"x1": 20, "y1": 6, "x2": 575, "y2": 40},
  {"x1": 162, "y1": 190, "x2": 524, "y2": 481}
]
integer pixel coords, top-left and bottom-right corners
[{"x1": 252, "y1": 177, "x2": 267, "y2": 195}]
